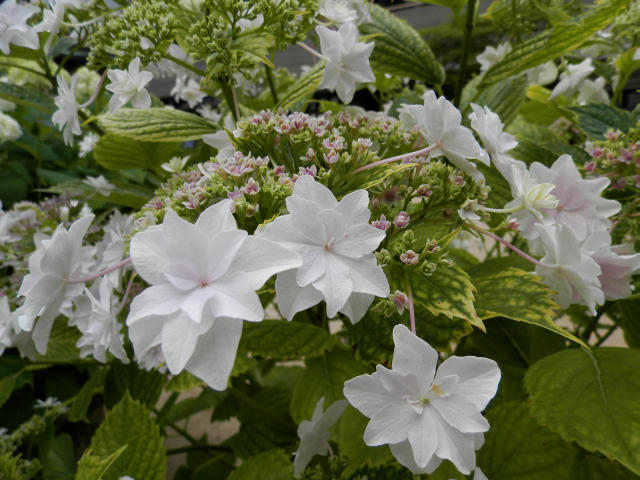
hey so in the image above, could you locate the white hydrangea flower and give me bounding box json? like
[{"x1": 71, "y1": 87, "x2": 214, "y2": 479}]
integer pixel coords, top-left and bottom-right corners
[
  {"x1": 78, "y1": 132, "x2": 99, "y2": 157},
  {"x1": 504, "y1": 163, "x2": 558, "y2": 221},
  {"x1": 344, "y1": 324, "x2": 500, "y2": 475},
  {"x1": 197, "y1": 104, "x2": 222, "y2": 123},
  {"x1": 0, "y1": 202, "x2": 36, "y2": 244},
  {"x1": 106, "y1": 58, "x2": 154, "y2": 113},
  {"x1": 549, "y1": 58, "x2": 594, "y2": 100},
  {"x1": 0, "y1": 295, "x2": 15, "y2": 356},
  {"x1": 52, "y1": 74, "x2": 81, "y2": 146},
  {"x1": 17, "y1": 215, "x2": 95, "y2": 353},
  {"x1": 293, "y1": 397, "x2": 347, "y2": 477},
  {"x1": 83, "y1": 175, "x2": 115, "y2": 197},
  {"x1": 171, "y1": 74, "x2": 206, "y2": 109},
  {"x1": 525, "y1": 61, "x2": 558, "y2": 86},
  {"x1": 0, "y1": 112, "x2": 22, "y2": 143},
  {"x1": 258, "y1": 176, "x2": 389, "y2": 323},
  {"x1": 476, "y1": 42, "x2": 511, "y2": 72},
  {"x1": 35, "y1": 0, "x2": 84, "y2": 53},
  {"x1": 202, "y1": 115, "x2": 236, "y2": 159},
  {"x1": 534, "y1": 224, "x2": 604, "y2": 314},
  {"x1": 237, "y1": 13, "x2": 264, "y2": 31},
  {"x1": 399, "y1": 91, "x2": 488, "y2": 182},
  {"x1": 577, "y1": 77, "x2": 609, "y2": 105},
  {"x1": 0, "y1": 0, "x2": 40, "y2": 55},
  {"x1": 126, "y1": 200, "x2": 301, "y2": 389},
  {"x1": 318, "y1": 0, "x2": 369, "y2": 26},
  {"x1": 316, "y1": 23, "x2": 375, "y2": 104},
  {"x1": 162, "y1": 155, "x2": 190, "y2": 174}
]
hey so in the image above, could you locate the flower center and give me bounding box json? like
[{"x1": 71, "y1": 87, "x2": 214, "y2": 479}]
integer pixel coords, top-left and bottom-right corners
[{"x1": 324, "y1": 236, "x2": 335, "y2": 251}]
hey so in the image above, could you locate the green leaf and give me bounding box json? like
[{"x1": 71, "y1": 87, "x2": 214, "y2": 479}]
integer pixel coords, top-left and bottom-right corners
[
  {"x1": 290, "y1": 347, "x2": 366, "y2": 424},
  {"x1": 409, "y1": 263, "x2": 483, "y2": 330},
  {"x1": 163, "y1": 388, "x2": 224, "y2": 424},
  {"x1": 239, "y1": 320, "x2": 336, "y2": 359},
  {"x1": 0, "y1": 82, "x2": 54, "y2": 112},
  {"x1": 570, "y1": 450, "x2": 640, "y2": 480},
  {"x1": 360, "y1": 4, "x2": 444, "y2": 85},
  {"x1": 86, "y1": 393, "x2": 166, "y2": 480},
  {"x1": 482, "y1": 0, "x2": 632, "y2": 86},
  {"x1": 99, "y1": 108, "x2": 215, "y2": 142},
  {"x1": 43, "y1": 433, "x2": 75, "y2": 479},
  {"x1": 275, "y1": 62, "x2": 325, "y2": 111},
  {"x1": 76, "y1": 445, "x2": 127, "y2": 480},
  {"x1": 0, "y1": 374, "x2": 16, "y2": 408},
  {"x1": 470, "y1": 267, "x2": 585, "y2": 347},
  {"x1": 37, "y1": 321, "x2": 80, "y2": 363},
  {"x1": 165, "y1": 371, "x2": 204, "y2": 392},
  {"x1": 335, "y1": 162, "x2": 416, "y2": 197},
  {"x1": 104, "y1": 362, "x2": 165, "y2": 409},
  {"x1": 227, "y1": 449, "x2": 293, "y2": 480},
  {"x1": 567, "y1": 103, "x2": 636, "y2": 139},
  {"x1": 609, "y1": 299, "x2": 640, "y2": 348},
  {"x1": 69, "y1": 367, "x2": 107, "y2": 422},
  {"x1": 478, "y1": 402, "x2": 576, "y2": 479},
  {"x1": 408, "y1": 0, "x2": 465, "y2": 11},
  {"x1": 464, "y1": 75, "x2": 528, "y2": 127},
  {"x1": 93, "y1": 134, "x2": 178, "y2": 171},
  {"x1": 525, "y1": 347, "x2": 640, "y2": 475}
]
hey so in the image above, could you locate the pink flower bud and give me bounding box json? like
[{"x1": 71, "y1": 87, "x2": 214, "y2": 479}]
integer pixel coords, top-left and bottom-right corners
[
  {"x1": 372, "y1": 214, "x2": 391, "y2": 231},
  {"x1": 394, "y1": 211, "x2": 410, "y2": 228},
  {"x1": 400, "y1": 250, "x2": 419, "y2": 265}
]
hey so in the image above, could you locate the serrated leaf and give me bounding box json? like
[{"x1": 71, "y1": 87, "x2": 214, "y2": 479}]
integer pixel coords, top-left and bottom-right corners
[
  {"x1": 570, "y1": 450, "x2": 640, "y2": 480},
  {"x1": 37, "y1": 321, "x2": 80, "y2": 363},
  {"x1": 165, "y1": 371, "x2": 204, "y2": 392},
  {"x1": 567, "y1": 103, "x2": 636, "y2": 139},
  {"x1": 104, "y1": 362, "x2": 165, "y2": 409},
  {"x1": 239, "y1": 320, "x2": 336, "y2": 359},
  {"x1": 87, "y1": 393, "x2": 166, "y2": 480},
  {"x1": 409, "y1": 263, "x2": 483, "y2": 330},
  {"x1": 227, "y1": 449, "x2": 293, "y2": 480},
  {"x1": 0, "y1": 82, "x2": 54, "y2": 112},
  {"x1": 478, "y1": 402, "x2": 576, "y2": 479},
  {"x1": 275, "y1": 62, "x2": 325, "y2": 111},
  {"x1": 99, "y1": 108, "x2": 215, "y2": 142},
  {"x1": 93, "y1": 134, "x2": 178, "y2": 172},
  {"x1": 465, "y1": 75, "x2": 527, "y2": 126},
  {"x1": 360, "y1": 4, "x2": 444, "y2": 85},
  {"x1": 470, "y1": 267, "x2": 585, "y2": 347},
  {"x1": 76, "y1": 445, "x2": 127, "y2": 480},
  {"x1": 290, "y1": 347, "x2": 366, "y2": 424},
  {"x1": 525, "y1": 347, "x2": 640, "y2": 475},
  {"x1": 482, "y1": 0, "x2": 631, "y2": 86}
]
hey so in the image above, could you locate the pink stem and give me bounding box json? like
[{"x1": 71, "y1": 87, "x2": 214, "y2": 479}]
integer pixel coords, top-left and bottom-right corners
[
  {"x1": 79, "y1": 69, "x2": 107, "y2": 109},
  {"x1": 117, "y1": 271, "x2": 137, "y2": 315},
  {"x1": 296, "y1": 41, "x2": 327, "y2": 62},
  {"x1": 482, "y1": 231, "x2": 555, "y2": 269},
  {"x1": 407, "y1": 283, "x2": 416, "y2": 335},
  {"x1": 351, "y1": 144, "x2": 437, "y2": 175},
  {"x1": 66, "y1": 257, "x2": 132, "y2": 284}
]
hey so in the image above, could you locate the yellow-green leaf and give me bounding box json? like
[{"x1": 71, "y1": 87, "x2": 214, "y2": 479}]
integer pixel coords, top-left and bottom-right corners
[
  {"x1": 275, "y1": 62, "x2": 325, "y2": 111},
  {"x1": 93, "y1": 134, "x2": 178, "y2": 172}
]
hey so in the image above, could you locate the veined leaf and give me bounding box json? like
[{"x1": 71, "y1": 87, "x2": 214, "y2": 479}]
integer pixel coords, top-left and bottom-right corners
[
  {"x1": 464, "y1": 75, "x2": 528, "y2": 127},
  {"x1": 37, "y1": 321, "x2": 80, "y2": 363},
  {"x1": 104, "y1": 362, "x2": 165, "y2": 409},
  {"x1": 567, "y1": 103, "x2": 637, "y2": 139},
  {"x1": 99, "y1": 107, "x2": 215, "y2": 142},
  {"x1": 76, "y1": 445, "x2": 127, "y2": 480},
  {"x1": 93, "y1": 134, "x2": 178, "y2": 172},
  {"x1": 470, "y1": 267, "x2": 585, "y2": 347},
  {"x1": 239, "y1": 320, "x2": 336, "y2": 359},
  {"x1": 275, "y1": 62, "x2": 325, "y2": 111},
  {"x1": 86, "y1": 393, "x2": 166, "y2": 480},
  {"x1": 227, "y1": 449, "x2": 293, "y2": 480},
  {"x1": 482, "y1": 0, "x2": 632, "y2": 86},
  {"x1": 0, "y1": 82, "x2": 54, "y2": 112},
  {"x1": 360, "y1": 4, "x2": 444, "y2": 85},
  {"x1": 337, "y1": 162, "x2": 416, "y2": 196},
  {"x1": 525, "y1": 347, "x2": 640, "y2": 475},
  {"x1": 478, "y1": 402, "x2": 577, "y2": 479}
]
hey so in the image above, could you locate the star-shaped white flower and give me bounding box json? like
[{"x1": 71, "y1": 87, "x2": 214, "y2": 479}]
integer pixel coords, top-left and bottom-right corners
[
  {"x1": 476, "y1": 42, "x2": 511, "y2": 72},
  {"x1": 535, "y1": 224, "x2": 603, "y2": 314},
  {"x1": 171, "y1": 74, "x2": 206, "y2": 109},
  {"x1": 35, "y1": 0, "x2": 84, "y2": 53},
  {"x1": 318, "y1": 0, "x2": 365, "y2": 25},
  {"x1": 78, "y1": 132, "x2": 99, "y2": 157},
  {"x1": 0, "y1": 0, "x2": 40, "y2": 55},
  {"x1": 316, "y1": 23, "x2": 375, "y2": 104},
  {"x1": 344, "y1": 324, "x2": 500, "y2": 475},
  {"x1": 106, "y1": 58, "x2": 154, "y2": 113},
  {"x1": 126, "y1": 200, "x2": 301, "y2": 389},
  {"x1": 83, "y1": 175, "x2": 115, "y2": 196},
  {"x1": 525, "y1": 61, "x2": 558, "y2": 86},
  {"x1": 17, "y1": 214, "x2": 95, "y2": 353},
  {"x1": 52, "y1": 74, "x2": 81, "y2": 146},
  {"x1": 258, "y1": 176, "x2": 389, "y2": 323},
  {"x1": 577, "y1": 77, "x2": 609, "y2": 105},
  {"x1": 293, "y1": 397, "x2": 347, "y2": 477},
  {"x1": 399, "y1": 91, "x2": 488, "y2": 182},
  {"x1": 549, "y1": 58, "x2": 594, "y2": 100}
]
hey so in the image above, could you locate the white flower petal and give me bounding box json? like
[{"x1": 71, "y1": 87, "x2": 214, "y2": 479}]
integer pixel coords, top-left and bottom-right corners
[
  {"x1": 435, "y1": 356, "x2": 501, "y2": 411},
  {"x1": 275, "y1": 270, "x2": 323, "y2": 321},
  {"x1": 392, "y1": 324, "x2": 438, "y2": 387}
]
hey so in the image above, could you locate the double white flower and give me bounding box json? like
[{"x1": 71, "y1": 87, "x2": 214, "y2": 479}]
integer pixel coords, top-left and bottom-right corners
[
  {"x1": 126, "y1": 200, "x2": 301, "y2": 390},
  {"x1": 258, "y1": 176, "x2": 389, "y2": 323},
  {"x1": 344, "y1": 324, "x2": 500, "y2": 475},
  {"x1": 0, "y1": 0, "x2": 39, "y2": 55},
  {"x1": 106, "y1": 58, "x2": 154, "y2": 113}
]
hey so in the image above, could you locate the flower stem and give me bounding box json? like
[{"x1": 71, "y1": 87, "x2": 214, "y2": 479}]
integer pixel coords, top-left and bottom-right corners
[
  {"x1": 264, "y1": 64, "x2": 279, "y2": 104},
  {"x1": 479, "y1": 230, "x2": 555, "y2": 269},
  {"x1": 163, "y1": 54, "x2": 205, "y2": 77},
  {"x1": 66, "y1": 257, "x2": 132, "y2": 284},
  {"x1": 476, "y1": 204, "x2": 523, "y2": 215},
  {"x1": 117, "y1": 272, "x2": 137, "y2": 314},
  {"x1": 231, "y1": 85, "x2": 241, "y2": 121},
  {"x1": 296, "y1": 41, "x2": 328, "y2": 61},
  {"x1": 407, "y1": 282, "x2": 416, "y2": 335},
  {"x1": 219, "y1": 79, "x2": 238, "y2": 122},
  {"x1": 79, "y1": 69, "x2": 107, "y2": 109},
  {"x1": 351, "y1": 144, "x2": 437, "y2": 175}
]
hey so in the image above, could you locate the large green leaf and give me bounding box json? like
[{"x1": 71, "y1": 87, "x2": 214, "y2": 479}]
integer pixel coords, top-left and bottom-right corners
[
  {"x1": 482, "y1": 0, "x2": 632, "y2": 86},
  {"x1": 336, "y1": 162, "x2": 416, "y2": 197},
  {"x1": 85, "y1": 393, "x2": 166, "y2": 480},
  {"x1": 609, "y1": 299, "x2": 640, "y2": 348},
  {"x1": 76, "y1": 445, "x2": 127, "y2": 480},
  {"x1": 470, "y1": 267, "x2": 585, "y2": 346},
  {"x1": 93, "y1": 134, "x2": 178, "y2": 171},
  {"x1": 290, "y1": 347, "x2": 366, "y2": 424},
  {"x1": 68, "y1": 367, "x2": 107, "y2": 422},
  {"x1": 37, "y1": 321, "x2": 80, "y2": 363},
  {"x1": 525, "y1": 347, "x2": 640, "y2": 475},
  {"x1": 409, "y1": 263, "x2": 483, "y2": 330},
  {"x1": 0, "y1": 82, "x2": 54, "y2": 112},
  {"x1": 275, "y1": 62, "x2": 325, "y2": 111},
  {"x1": 570, "y1": 450, "x2": 640, "y2": 480},
  {"x1": 104, "y1": 362, "x2": 165, "y2": 409},
  {"x1": 99, "y1": 108, "x2": 215, "y2": 142},
  {"x1": 227, "y1": 449, "x2": 293, "y2": 480},
  {"x1": 360, "y1": 4, "x2": 444, "y2": 85},
  {"x1": 478, "y1": 402, "x2": 576, "y2": 479},
  {"x1": 463, "y1": 75, "x2": 528, "y2": 127},
  {"x1": 239, "y1": 320, "x2": 336, "y2": 359},
  {"x1": 567, "y1": 103, "x2": 637, "y2": 139}
]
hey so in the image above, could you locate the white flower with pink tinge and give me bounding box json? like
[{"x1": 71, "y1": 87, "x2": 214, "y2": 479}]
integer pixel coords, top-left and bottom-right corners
[
  {"x1": 258, "y1": 176, "x2": 389, "y2": 323},
  {"x1": 344, "y1": 324, "x2": 500, "y2": 475},
  {"x1": 126, "y1": 200, "x2": 301, "y2": 390}
]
